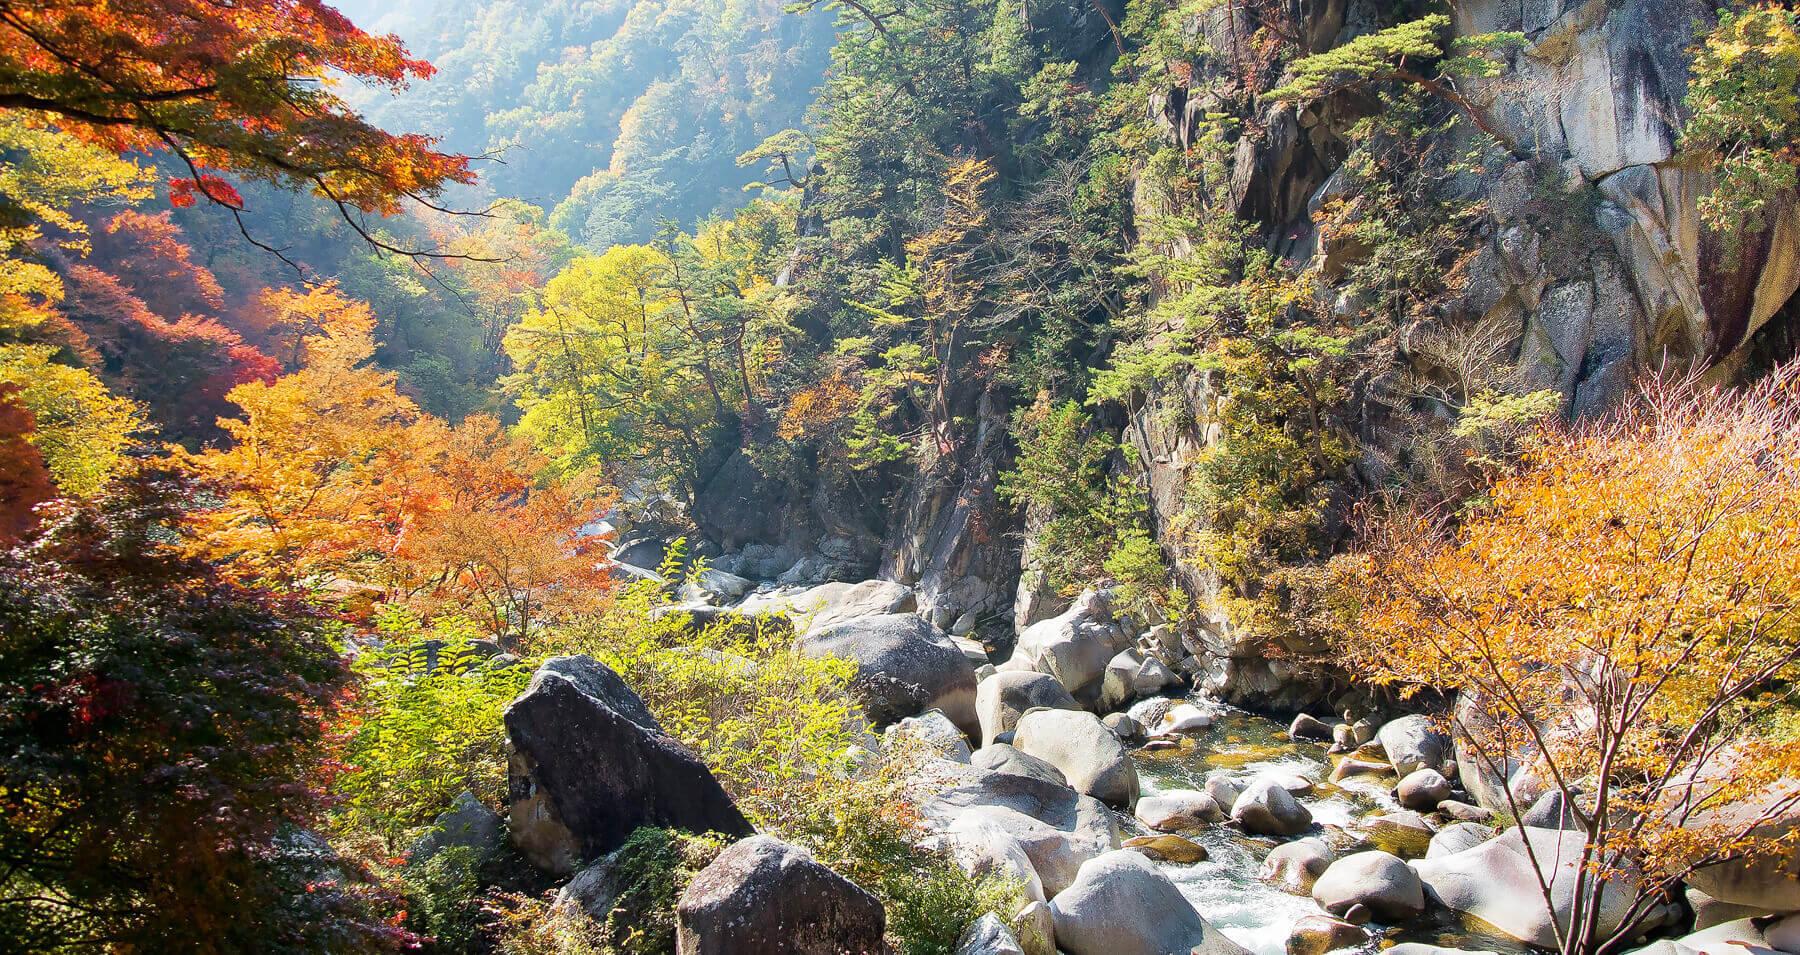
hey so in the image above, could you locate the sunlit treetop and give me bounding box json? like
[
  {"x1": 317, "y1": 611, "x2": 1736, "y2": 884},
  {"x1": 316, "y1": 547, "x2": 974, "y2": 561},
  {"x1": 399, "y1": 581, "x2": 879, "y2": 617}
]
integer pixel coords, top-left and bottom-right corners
[{"x1": 0, "y1": 0, "x2": 476, "y2": 254}]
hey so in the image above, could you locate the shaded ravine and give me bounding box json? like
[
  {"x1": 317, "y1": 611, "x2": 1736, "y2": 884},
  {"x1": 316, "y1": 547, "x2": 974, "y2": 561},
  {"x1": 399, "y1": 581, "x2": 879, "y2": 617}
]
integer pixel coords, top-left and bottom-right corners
[{"x1": 1125, "y1": 706, "x2": 1541, "y2": 955}]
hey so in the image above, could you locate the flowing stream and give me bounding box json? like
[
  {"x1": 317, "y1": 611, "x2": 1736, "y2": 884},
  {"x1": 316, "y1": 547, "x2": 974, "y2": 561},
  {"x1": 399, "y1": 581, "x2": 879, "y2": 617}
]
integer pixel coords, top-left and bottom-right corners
[{"x1": 1126, "y1": 705, "x2": 1543, "y2": 955}]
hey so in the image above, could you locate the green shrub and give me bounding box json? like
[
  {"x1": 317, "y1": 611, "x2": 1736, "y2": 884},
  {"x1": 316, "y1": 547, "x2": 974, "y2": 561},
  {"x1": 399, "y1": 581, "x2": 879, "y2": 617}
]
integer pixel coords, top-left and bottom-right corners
[{"x1": 335, "y1": 608, "x2": 536, "y2": 850}]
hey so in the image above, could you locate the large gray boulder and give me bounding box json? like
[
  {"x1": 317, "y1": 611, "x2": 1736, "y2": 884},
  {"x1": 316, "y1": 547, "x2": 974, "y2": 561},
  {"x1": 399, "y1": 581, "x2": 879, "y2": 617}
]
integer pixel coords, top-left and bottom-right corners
[
  {"x1": 1049, "y1": 851, "x2": 1250, "y2": 955},
  {"x1": 887, "y1": 710, "x2": 973, "y2": 762},
  {"x1": 798, "y1": 613, "x2": 979, "y2": 738},
  {"x1": 1412, "y1": 826, "x2": 1669, "y2": 949},
  {"x1": 756, "y1": 579, "x2": 917, "y2": 633},
  {"x1": 957, "y1": 913, "x2": 1027, "y2": 955},
  {"x1": 1013, "y1": 708, "x2": 1140, "y2": 809},
  {"x1": 504, "y1": 656, "x2": 751, "y2": 874},
  {"x1": 971, "y1": 743, "x2": 1070, "y2": 788},
  {"x1": 1379, "y1": 715, "x2": 1450, "y2": 778},
  {"x1": 1004, "y1": 591, "x2": 1127, "y2": 696},
  {"x1": 1259, "y1": 838, "x2": 1336, "y2": 895},
  {"x1": 1312, "y1": 850, "x2": 1426, "y2": 923},
  {"x1": 1396, "y1": 769, "x2": 1454, "y2": 812},
  {"x1": 409, "y1": 791, "x2": 505, "y2": 868},
  {"x1": 675, "y1": 835, "x2": 886, "y2": 955},
  {"x1": 945, "y1": 814, "x2": 1048, "y2": 902},
  {"x1": 916, "y1": 762, "x2": 1121, "y2": 896},
  {"x1": 978, "y1": 671, "x2": 1079, "y2": 747},
  {"x1": 1681, "y1": 780, "x2": 1800, "y2": 912},
  {"x1": 1135, "y1": 789, "x2": 1223, "y2": 832},
  {"x1": 1426, "y1": 822, "x2": 1495, "y2": 859},
  {"x1": 1231, "y1": 778, "x2": 1313, "y2": 837}
]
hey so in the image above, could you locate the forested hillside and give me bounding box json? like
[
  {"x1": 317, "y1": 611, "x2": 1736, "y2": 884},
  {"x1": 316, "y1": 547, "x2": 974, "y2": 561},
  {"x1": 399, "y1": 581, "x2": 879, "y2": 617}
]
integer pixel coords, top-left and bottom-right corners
[{"x1": 4, "y1": 1, "x2": 1800, "y2": 954}]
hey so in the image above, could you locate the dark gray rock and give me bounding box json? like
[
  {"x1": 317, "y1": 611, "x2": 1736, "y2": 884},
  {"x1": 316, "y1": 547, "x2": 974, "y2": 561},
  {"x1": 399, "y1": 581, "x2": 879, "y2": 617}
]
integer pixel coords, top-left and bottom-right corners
[
  {"x1": 409, "y1": 791, "x2": 504, "y2": 867},
  {"x1": 977, "y1": 671, "x2": 1079, "y2": 747},
  {"x1": 798, "y1": 613, "x2": 980, "y2": 737},
  {"x1": 971, "y1": 743, "x2": 1070, "y2": 788},
  {"x1": 504, "y1": 655, "x2": 752, "y2": 875},
  {"x1": 675, "y1": 835, "x2": 886, "y2": 955}
]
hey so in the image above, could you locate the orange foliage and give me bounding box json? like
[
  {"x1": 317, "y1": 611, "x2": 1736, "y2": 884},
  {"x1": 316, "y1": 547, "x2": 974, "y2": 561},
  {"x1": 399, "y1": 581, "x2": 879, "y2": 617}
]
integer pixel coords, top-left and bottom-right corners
[
  {"x1": 0, "y1": 384, "x2": 53, "y2": 542},
  {"x1": 777, "y1": 372, "x2": 859, "y2": 441},
  {"x1": 1344, "y1": 368, "x2": 1800, "y2": 954},
  {"x1": 0, "y1": 0, "x2": 472, "y2": 217}
]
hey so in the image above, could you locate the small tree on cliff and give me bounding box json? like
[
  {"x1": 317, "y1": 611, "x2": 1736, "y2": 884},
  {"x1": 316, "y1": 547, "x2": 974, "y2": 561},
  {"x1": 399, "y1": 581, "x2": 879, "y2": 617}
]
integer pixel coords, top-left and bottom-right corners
[{"x1": 1342, "y1": 367, "x2": 1800, "y2": 955}]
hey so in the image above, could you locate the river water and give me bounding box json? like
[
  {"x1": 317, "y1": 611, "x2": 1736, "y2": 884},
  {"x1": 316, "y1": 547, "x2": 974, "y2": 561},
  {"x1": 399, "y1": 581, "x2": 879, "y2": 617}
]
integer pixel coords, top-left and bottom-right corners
[{"x1": 1126, "y1": 706, "x2": 1542, "y2": 955}]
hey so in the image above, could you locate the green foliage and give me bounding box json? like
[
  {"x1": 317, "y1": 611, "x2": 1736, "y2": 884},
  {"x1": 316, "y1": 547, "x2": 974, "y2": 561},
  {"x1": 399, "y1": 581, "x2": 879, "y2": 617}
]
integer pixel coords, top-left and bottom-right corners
[
  {"x1": 335, "y1": 608, "x2": 536, "y2": 850},
  {"x1": 0, "y1": 343, "x2": 142, "y2": 496},
  {"x1": 591, "y1": 828, "x2": 725, "y2": 954},
  {"x1": 1683, "y1": 5, "x2": 1800, "y2": 238},
  {"x1": 532, "y1": 576, "x2": 863, "y2": 829},
  {"x1": 1268, "y1": 16, "x2": 1448, "y2": 101}
]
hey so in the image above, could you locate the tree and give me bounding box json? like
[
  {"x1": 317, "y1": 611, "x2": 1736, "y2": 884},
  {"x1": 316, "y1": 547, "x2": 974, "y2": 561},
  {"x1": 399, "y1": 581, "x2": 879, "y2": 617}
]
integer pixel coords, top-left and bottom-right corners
[
  {"x1": 1343, "y1": 369, "x2": 1800, "y2": 955},
  {"x1": 1682, "y1": 4, "x2": 1800, "y2": 238},
  {"x1": 0, "y1": 343, "x2": 141, "y2": 497},
  {"x1": 0, "y1": 0, "x2": 474, "y2": 256},
  {"x1": 502, "y1": 244, "x2": 717, "y2": 490},
  {"x1": 179, "y1": 284, "x2": 420, "y2": 583},
  {"x1": 382, "y1": 415, "x2": 616, "y2": 646},
  {"x1": 0, "y1": 471, "x2": 398, "y2": 953},
  {"x1": 0, "y1": 383, "x2": 52, "y2": 541}
]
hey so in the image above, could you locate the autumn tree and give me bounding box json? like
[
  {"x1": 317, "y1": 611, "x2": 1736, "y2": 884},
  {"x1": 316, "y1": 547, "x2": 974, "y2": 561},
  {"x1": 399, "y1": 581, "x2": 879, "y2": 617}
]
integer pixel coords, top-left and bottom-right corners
[
  {"x1": 0, "y1": 383, "x2": 51, "y2": 541},
  {"x1": 0, "y1": 0, "x2": 474, "y2": 254},
  {"x1": 0, "y1": 471, "x2": 398, "y2": 953},
  {"x1": 382, "y1": 415, "x2": 616, "y2": 646},
  {"x1": 0, "y1": 343, "x2": 141, "y2": 497},
  {"x1": 503, "y1": 244, "x2": 718, "y2": 490},
  {"x1": 1342, "y1": 368, "x2": 1800, "y2": 955},
  {"x1": 180, "y1": 284, "x2": 419, "y2": 583}
]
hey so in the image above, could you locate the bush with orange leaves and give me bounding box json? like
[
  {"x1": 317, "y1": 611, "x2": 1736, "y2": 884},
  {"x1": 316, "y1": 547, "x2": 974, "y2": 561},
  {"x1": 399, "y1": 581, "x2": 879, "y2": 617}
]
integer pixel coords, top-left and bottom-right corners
[{"x1": 1341, "y1": 367, "x2": 1800, "y2": 954}]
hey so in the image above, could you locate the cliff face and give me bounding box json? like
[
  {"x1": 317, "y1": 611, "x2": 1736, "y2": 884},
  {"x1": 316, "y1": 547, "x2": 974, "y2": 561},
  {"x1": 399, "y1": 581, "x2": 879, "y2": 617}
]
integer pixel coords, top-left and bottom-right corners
[{"x1": 1109, "y1": 0, "x2": 1800, "y2": 707}]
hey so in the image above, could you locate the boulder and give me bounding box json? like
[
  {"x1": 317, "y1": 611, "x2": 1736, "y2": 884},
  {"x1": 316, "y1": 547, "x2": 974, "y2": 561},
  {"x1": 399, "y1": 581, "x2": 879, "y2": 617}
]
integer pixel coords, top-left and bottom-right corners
[
  {"x1": 1124, "y1": 834, "x2": 1208, "y2": 864},
  {"x1": 886, "y1": 710, "x2": 973, "y2": 762},
  {"x1": 1625, "y1": 917, "x2": 1783, "y2": 955},
  {"x1": 678, "y1": 568, "x2": 754, "y2": 604},
  {"x1": 1396, "y1": 769, "x2": 1454, "y2": 811},
  {"x1": 1013, "y1": 708, "x2": 1140, "y2": 809},
  {"x1": 1158, "y1": 702, "x2": 1219, "y2": 735},
  {"x1": 1427, "y1": 822, "x2": 1495, "y2": 859},
  {"x1": 957, "y1": 913, "x2": 1027, "y2": 955},
  {"x1": 798, "y1": 613, "x2": 980, "y2": 737},
  {"x1": 1048, "y1": 851, "x2": 1249, "y2": 955},
  {"x1": 1133, "y1": 656, "x2": 1180, "y2": 697},
  {"x1": 1287, "y1": 914, "x2": 1368, "y2": 955},
  {"x1": 917, "y1": 763, "x2": 1121, "y2": 896},
  {"x1": 946, "y1": 814, "x2": 1047, "y2": 902},
  {"x1": 1206, "y1": 774, "x2": 1247, "y2": 810},
  {"x1": 1412, "y1": 826, "x2": 1669, "y2": 949},
  {"x1": 1438, "y1": 800, "x2": 1496, "y2": 824},
  {"x1": 1231, "y1": 778, "x2": 1314, "y2": 837},
  {"x1": 1680, "y1": 779, "x2": 1800, "y2": 912},
  {"x1": 1379, "y1": 715, "x2": 1450, "y2": 777},
  {"x1": 1289, "y1": 713, "x2": 1336, "y2": 742},
  {"x1": 1135, "y1": 789, "x2": 1223, "y2": 831},
  {"x1": 1102, "y1": 712, "x2": 1145, "y2": 740},
  {"x1": 1364, "y1": 811, "x2": 1436, "y2": 858},
  {"x1": 1012, "y1": 900, "x2": 1056, "y2": 955},
  {"x1": 971, "y1": 743, "x2": 1070, "y2": 788},
  {"x1": 504, "y1": 656, "x2": 751, "y2": 874},
  {"x1": 1386, "y1": 946, "x2": 1499, "y2": 955},
  {"x1": 1312, "y1": 850, "x2": 1426, "y2": 923},
  {"x1": 1259, "y1": 838, "x2": 1336, "y2": 894},
  {"x1": 977, "y1": 671, "x2": 1079, "y2": 747},
  {"x1": 1330, "y1": 756, "x2": 1392, "y2": 783},
  {"x1": 1521, "y1": 788, "x2": 1582, "y2": 830},
  {"x1": 1006, "y1": 591, "x2": 1126, "y2": 696},
  {"x1": 1683, "y1": 887, "x2": 1767, "y2": 931},
  {"x1": 410, "y1": 791, "x2": 505, "y2": 868},
  {"x1": 675, "y1": 835, "x2": 886, "y2": 955}
]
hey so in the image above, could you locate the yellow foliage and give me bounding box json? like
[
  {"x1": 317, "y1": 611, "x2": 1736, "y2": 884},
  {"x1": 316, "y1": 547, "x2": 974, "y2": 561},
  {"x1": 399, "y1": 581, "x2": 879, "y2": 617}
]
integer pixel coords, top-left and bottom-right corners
[
  {"x1": 0, "y1": 343, "x2": 141, "y2": 496},
  {"x1": 1344, "y1": 367, "x2": 1800, "y2": 953}
]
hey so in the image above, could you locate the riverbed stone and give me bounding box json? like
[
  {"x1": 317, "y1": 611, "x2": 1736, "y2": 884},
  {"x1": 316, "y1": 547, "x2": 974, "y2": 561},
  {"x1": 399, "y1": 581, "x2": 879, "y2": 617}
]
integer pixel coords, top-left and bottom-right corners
[
  {"x1": 1259, "y1": 838, "x2": 1336, "y2": 894},
  {"x1": 674, "y1": 835, "x2": 885, "y2": 955},
  {"x1": 1289, "y1": 713, "x2": 1336, "y2": 742},
  {"x1": 1427, "y1": 822, "x2": 1495, "y2": 859},
  {"x1": 1411, "y1": 826, "x2": 1670, "y2": 949},
  {"x1": 971, "y1": 743, "x2": 1070, "y2": 788},
  {"x1": 1005, "y1": 591, "x2": 1126, "y2": 696},
  {"x1": 946, "y1": 813, "x2": 1047, "y2": 902},
  {"x1": 1135, "y1": 789, "x2": 1224, "y2": 831},
  {"x1": 1049, "y1": 850, "x2": 1249, "y2": 955},
  {"x1": 956, "y1": 913, "x2": 1026, "y2": 955},
  {"x1": 917, "y1": 763, "x2": 1121, "y2": 896},
  {"x1": 1206, "y1": 774, "x2": 1247, "y2": 809},
  {"x1": 1125, "y1": 833, "x2": 1209, "y2": 863},
  {"x1": 799, "y1": 613, "x2": 980, "y2": 737},
  {"x1": 1330, "y1": 756, "x2": 1392, "y2": 783},
  {"x1": 977, "y1": 671, "x2": 1079, "y2": 747},
  {"x1": 1396, "y1": 768, "x2": 1453, "y2": 811},
  {"x1": 887, "y1": 710, "x2": 973, "y2": 762},
  {"x1": 1158, "y1": 702, "x2": 1219, "y2": 735},
  {"x1": 1102, "y1": 712, "x2": 1144, "y2": 741},
  {"x1": 1232, "y1": 777, "x2": 1313, "y2": 836},
  {"x1": 1379, "y1": 715, "x2": 1450, "y2": 777},
  {"x1": 1438, "y1": 800, "x2": 1495, "y2": 824},
  {"x1": 1287, "y1": 914, "x2": 1368, "y2": 955},
  {"x1": 1012, "y1": 900, "x2": 1056, "y2": 955},
  {"x1": 1312, "y1": 850, "x2": 1426, "y2": 923},
  {"x1": 1014, "y1": 708, "x2": 1139, "y2": 809}
]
